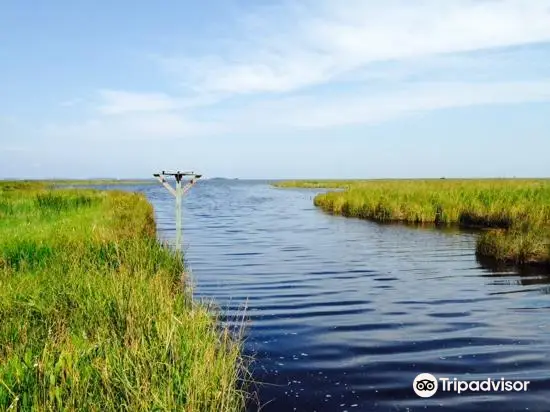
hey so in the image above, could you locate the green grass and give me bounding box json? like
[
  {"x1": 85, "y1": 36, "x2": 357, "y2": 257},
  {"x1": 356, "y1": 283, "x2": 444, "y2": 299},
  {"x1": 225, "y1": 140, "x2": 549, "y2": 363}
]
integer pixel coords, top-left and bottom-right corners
[
  {"x1": 1, "y1": 179, "x2": 157, "y2": 187},
  {"x1": 0, "y1": 182, "x2": 247, "y2": 411},
  {"x1": 273, "y1": 180, "x2": 362, "y2": 189},
  {"x1": 276, "y1": 179, "x2": 550, "y2": 265},
  {"x1": 47, "y1": 179, "x2": 157, "y2": 186}
]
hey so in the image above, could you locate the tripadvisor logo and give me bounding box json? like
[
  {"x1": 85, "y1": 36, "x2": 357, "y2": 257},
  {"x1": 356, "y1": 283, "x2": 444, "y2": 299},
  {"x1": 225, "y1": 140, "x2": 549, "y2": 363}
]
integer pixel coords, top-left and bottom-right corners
[
  {"x1": 413, "y1": 373, "x2": 438, "y2": 398},
  {"x1": 413, "y1": 373, "x2": 530, "y2": 397}
]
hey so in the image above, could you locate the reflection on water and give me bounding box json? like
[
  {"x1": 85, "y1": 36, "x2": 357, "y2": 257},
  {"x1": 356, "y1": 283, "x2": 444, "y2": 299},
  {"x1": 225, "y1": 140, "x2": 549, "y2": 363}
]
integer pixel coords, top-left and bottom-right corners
[
  {"x1": 477, "y1": 256, "x2": 550, "y2": 297},
  {"x1": 100, "y1": 181, "x2": 550, "y2": 412}
]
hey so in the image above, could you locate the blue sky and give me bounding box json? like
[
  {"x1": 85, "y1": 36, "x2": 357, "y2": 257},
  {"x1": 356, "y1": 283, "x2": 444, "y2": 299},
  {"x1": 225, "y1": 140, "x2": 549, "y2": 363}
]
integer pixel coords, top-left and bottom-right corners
[{"x1": 1, "y1": 0, "x2": 550, "y2": 179}]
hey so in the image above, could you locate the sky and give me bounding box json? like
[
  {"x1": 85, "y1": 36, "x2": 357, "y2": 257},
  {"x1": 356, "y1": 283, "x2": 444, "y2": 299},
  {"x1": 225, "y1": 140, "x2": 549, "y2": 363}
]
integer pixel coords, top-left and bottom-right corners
[{"x1": 1, "y1": 0, "x2": 550, "y2": 179}]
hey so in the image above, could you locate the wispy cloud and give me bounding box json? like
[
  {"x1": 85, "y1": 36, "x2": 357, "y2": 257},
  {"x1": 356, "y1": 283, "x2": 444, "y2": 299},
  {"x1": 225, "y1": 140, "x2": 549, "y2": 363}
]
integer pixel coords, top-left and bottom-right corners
[
  {"x1": 160, "y1": 0, "x2": 550, "y2": 95},
  {"x1": 46, "y1": 0, "x2": 550, "y2": 143},
  {"x1": 43, "y1": 112, "x2": 224, "y2": 142},
  {"x1": 202, "y1": 80, "x2": 550, "y2": 130},
  {"x1": 96, "y1": 90, "x2": 222, "y2": 115},
  {"x1": 97, "y1": 90, "x2": 181, "y2": 114},
  {"x1": 46, "y1": 80, "x2": 550, "y2": 142},
  {"x1": 60, "y1": 98, "x2": 83, "y2": 107}
]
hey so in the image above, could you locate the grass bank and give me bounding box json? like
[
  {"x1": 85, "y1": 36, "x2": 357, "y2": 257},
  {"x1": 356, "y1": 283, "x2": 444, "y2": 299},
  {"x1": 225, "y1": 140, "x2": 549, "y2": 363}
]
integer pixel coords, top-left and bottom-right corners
[
  {"x1": 1, "y1": 179, "x2": 157, "y2": 187},
  {"x1": 275, "y1": 179, "x2": 550, "y2": 266},
  {"x1": 0, "y1": 182, "x2": 246, "y2": 411},
  {"x1": 48, "y1": 179, "x2": 157, "y2": 186}
]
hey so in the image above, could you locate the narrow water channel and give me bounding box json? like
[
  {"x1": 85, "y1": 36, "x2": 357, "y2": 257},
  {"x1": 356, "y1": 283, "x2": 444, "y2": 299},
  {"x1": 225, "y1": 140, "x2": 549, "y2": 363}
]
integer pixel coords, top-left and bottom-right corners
[{"x1": 125, "y1": 180, "x2": 549, "y2": 411}]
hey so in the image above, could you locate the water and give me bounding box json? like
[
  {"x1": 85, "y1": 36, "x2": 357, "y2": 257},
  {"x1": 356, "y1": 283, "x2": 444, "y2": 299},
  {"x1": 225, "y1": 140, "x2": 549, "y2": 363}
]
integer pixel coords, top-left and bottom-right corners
[{"x1": 113, "y1": 180, "x2": 550, "y2": 411}]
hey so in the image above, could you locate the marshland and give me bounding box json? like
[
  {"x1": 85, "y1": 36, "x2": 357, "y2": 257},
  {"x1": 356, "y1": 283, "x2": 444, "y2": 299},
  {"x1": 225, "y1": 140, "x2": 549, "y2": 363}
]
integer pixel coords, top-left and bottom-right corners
[
  {"x1": 275, "y1": 179, "x2": 550, "y2": 266},
  {"x1": 0, "y1": 181, "x2": 246, "y2": 411},
  {"x1": 2, "y1": 178, "x2": 550, "y2": 412}
]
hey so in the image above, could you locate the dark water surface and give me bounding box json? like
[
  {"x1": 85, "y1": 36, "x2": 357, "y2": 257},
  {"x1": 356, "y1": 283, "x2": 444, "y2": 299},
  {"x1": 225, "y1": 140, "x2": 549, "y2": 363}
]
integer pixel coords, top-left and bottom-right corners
[{"x1": 111, "y1": 180, "x2": 550, "y2": 411}]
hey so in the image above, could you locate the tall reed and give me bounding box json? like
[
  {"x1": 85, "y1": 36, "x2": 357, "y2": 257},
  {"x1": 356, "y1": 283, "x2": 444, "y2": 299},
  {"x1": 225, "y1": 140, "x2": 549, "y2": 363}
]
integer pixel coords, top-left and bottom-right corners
[{"x1": 0, "y1": 183, "x2": 247, "y2": 411}]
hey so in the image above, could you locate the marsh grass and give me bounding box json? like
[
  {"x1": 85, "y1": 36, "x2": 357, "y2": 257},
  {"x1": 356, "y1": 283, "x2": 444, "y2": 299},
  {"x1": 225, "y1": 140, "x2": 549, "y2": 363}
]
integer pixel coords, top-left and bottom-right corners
[
  {"x1": 0, "y1": 184, "x2": 247, "y2": 411},
  {"x1": 35, "y1": 192, "x2": 96, "y2": 212},
  {"x1": 47, "y1": 179, "x2": 157, "y2": 186},
  {"x1": 476, "y1": 228, "x2": 550, "y2": 265},
  {"x1": 274, "y1": 180, "x2": 361, "y2": 189},
  {"x1": 278, "y1": 179, "x2": 550, "y2": 265}
]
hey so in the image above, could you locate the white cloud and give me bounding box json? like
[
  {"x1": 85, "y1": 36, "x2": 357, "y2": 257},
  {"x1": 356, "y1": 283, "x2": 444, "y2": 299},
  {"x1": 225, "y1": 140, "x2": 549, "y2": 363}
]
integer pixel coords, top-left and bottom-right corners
[
  {"x1": 97, "y1": 90, "x2": 181, "y2": 114},
  {"x1": 60, "y1": 98, "x2": 83, "y2": 107},
  {"x1": 96, "y1": 90, "x2": 224, "y2": 115},
  {"x1": 210, "y1": 80, "x2": 550, "y2": 130},
  {"x1": 55, "y1": 80, "x2": 550, "y2": 142},
  {"x1": 42, "y1": 1, "x2": 550, "y2": 143},
  {"x1": 160, "y1": 0, "x2": 550, "y2": 95},
  {"x1": 42, "y1": 112, "x2": 224, "y2": 142}
]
